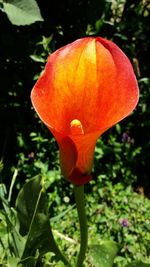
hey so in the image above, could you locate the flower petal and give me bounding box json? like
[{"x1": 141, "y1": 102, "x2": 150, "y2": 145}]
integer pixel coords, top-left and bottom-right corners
[
  {"x1": 31, "y1": 37, "x2": 139, "y2": 185},
  {"x1": 31, "y1": 37, "x2": 139, "y2": 135}
]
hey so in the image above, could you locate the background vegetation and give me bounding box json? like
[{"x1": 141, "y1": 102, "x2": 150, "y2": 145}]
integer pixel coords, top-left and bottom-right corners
[{"x1": 0, "y1": 0, "x2": 150, "y2": 266}]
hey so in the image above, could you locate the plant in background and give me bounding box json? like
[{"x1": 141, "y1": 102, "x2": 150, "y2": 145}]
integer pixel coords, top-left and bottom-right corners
[
  {"x1": 30, "y1": 37, "x2": 139, "y2": 266},
  {"x1": 0, "y1": 0, "x2": 43, "y2": 26}
]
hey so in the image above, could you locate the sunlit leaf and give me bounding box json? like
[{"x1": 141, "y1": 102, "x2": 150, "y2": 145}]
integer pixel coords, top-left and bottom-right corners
[
  {"x1": 3, "y1": 0, "x2": 43, "y2": 25},
  {"x1": 7, "y1": 257, "x2": 19, "y2": 267},
  {"x1": 89, "y1": 240, "x2": 119, "y2": 267}
]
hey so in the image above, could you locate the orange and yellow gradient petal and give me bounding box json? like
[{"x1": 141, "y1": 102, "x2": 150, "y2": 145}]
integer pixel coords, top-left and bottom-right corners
[{"x1": 31, "y1": 37, "x2": 139, "y2": 185}]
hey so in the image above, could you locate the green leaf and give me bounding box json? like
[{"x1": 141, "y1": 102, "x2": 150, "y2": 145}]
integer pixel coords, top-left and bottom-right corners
[
  {"x1": 16, "y1": 175, "x2": 53, "y2": 258},
  {"x1": 125, "y1": 262, "x2": 150, "y2": 267},
  {"x1": 3, "y1": 0, "x2": 43, "y2": 26},
  {"x1": 30, "y1": 54, "x2": 45, "y2": 63},
  {"x1": 0, "y1": 185, "x2": 25, "y2": 258},
  {"x1": 16, "y1": 175, "x2": 46, "y2": 236},
  {"x1": 7, "y1": 257, "x2": 19, "y2": 267},
  {"x1": 15, "y1": 175, "x2": 69, "y2": 266},
  {"x1": 0, "y1": 183, "x2": 7, "y2": 199},
  {"x1": 50, "y1": 204, "x2": 75, "y2": 222},
  {"x1": 18, "y1": 256, "x2": 37, "y2": 267},
  {"x1": 89, "y1": 240, "x2": 119, "y2": 267},
  {"x1": 95, "y1": 18, "x2": 104, "y2": 32}
]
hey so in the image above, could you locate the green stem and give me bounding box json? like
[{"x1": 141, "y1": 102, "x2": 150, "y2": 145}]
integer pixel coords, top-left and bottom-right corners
[{"x1": 74, "y1": 185, "x2": 88, "y2": 267}]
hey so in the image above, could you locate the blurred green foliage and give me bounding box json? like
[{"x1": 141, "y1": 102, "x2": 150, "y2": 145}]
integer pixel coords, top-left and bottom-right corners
[{"x1": 0, "y1": 0, "x2": 150, "y2": 266}]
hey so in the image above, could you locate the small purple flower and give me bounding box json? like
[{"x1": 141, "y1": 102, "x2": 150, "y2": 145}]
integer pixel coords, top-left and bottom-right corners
[
  {"x1": 121, "y1": 131, "x2": 130, "y2": 142},
  {"x1": 121, "y1": 131, "x2": 134, "y2": 144},
  {"x1": 119, "y1": 218, "x2": 129, "y2": 227}
]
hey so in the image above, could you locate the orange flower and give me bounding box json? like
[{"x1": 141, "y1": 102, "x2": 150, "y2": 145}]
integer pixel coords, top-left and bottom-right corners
[{"x1": 31, "y1": 37, "x2": 139, "y2": 185}]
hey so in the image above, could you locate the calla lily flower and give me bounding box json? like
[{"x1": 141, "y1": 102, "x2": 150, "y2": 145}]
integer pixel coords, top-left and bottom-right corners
[{"x1": 31, "y1": 37, "x2": 139, "y2": 185}]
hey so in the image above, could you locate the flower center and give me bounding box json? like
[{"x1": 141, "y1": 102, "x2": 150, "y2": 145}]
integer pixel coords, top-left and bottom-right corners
[{"x1": 70, "y1": 119, "x2": 84, "y2": 136}]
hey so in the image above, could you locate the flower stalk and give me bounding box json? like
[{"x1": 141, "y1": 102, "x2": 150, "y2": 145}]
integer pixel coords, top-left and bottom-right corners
[{"x1": 74, "y1": 185, "x2": 88, "y2": 267}]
